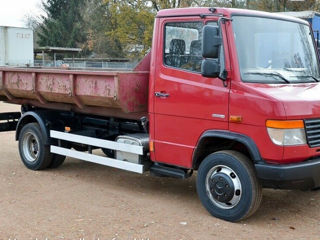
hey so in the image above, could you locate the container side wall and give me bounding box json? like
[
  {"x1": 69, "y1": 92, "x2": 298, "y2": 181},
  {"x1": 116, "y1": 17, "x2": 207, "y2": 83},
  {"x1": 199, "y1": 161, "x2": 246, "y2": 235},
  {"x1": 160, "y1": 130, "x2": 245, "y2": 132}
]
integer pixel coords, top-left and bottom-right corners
[
  {"x1": 118, "y1": 73, "x2": 149, "y2": 113},
  {"x1": 0, "y1": 68, "x2": 149, "y2": 119}
]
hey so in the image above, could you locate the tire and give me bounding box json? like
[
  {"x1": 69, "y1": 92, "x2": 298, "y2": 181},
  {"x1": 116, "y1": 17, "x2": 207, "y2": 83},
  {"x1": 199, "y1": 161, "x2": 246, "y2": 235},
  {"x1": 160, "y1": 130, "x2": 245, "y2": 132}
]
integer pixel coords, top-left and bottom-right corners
[
  {"x1": 47, "y1": 140, "x2": 69, "y2": 169},
  {"x1": 18, "y1": 123, "x2": 52, "y2": 170},
  {"x1": 101, "y1": 148, "x2": 115, "y2": 158},
  {"x1": 73, "y1": 145, "x2": 87, "y2": 152},
  {"x1": 48, "y1": 154, "x2": 66, "y2": 169},
  {"x1": 196, "y1": 150, "x2": 262, "y2": 222}
]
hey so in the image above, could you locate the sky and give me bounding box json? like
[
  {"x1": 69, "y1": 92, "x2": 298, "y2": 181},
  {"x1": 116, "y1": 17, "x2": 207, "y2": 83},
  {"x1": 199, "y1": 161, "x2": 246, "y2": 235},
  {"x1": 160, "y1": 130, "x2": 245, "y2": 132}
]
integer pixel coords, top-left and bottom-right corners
[{"x1": 0, "y1": 0, "x2": 44, "y2": 27}]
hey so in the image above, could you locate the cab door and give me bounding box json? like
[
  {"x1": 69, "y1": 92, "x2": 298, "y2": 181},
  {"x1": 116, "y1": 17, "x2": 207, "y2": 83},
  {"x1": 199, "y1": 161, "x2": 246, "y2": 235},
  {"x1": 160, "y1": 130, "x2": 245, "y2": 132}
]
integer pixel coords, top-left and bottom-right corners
[{"x1": 152, "y1": 18, "x2": 230, "y2": 168}]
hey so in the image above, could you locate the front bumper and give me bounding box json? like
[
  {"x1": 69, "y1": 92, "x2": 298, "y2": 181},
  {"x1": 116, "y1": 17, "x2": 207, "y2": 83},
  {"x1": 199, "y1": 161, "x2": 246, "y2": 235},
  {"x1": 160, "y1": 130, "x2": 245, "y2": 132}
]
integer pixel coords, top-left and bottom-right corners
[{"x1": 255, "y1": 158, "x2": 320, "y2": 190}]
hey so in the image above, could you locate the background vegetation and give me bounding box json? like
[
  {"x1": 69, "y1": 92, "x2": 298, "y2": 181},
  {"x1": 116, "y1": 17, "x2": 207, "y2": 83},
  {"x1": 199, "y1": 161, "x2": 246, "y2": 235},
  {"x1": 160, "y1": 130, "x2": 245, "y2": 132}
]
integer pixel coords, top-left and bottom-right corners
[{"x1": 27, "y1": 0, "x2": 320, "y2": 59}]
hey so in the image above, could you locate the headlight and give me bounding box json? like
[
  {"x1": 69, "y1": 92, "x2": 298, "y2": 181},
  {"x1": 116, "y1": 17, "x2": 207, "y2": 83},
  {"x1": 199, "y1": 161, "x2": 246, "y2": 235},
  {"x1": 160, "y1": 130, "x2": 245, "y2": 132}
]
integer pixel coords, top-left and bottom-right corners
[{"x1": 266, "y1": 120, "x2": 307, "y2": 146}]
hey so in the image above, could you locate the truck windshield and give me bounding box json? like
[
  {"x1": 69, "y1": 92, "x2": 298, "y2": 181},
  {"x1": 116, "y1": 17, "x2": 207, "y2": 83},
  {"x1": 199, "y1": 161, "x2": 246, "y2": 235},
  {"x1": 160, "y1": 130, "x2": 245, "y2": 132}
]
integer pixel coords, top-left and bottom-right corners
[{"x1": 232, "y1": 16, "x2": 320, "y2": 84}]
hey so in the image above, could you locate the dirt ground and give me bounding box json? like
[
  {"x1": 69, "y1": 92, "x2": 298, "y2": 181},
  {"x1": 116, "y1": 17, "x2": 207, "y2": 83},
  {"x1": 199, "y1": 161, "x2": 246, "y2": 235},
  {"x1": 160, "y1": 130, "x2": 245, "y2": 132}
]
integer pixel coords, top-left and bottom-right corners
[{"x1": 0, "y1": 102, "x2": 319, "y2": 240}]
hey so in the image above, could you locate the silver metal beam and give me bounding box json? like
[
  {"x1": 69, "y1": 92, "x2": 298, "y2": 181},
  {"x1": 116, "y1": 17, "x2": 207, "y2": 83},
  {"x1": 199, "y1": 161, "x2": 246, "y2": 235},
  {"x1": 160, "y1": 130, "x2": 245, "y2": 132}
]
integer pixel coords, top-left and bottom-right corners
[
  {"x1": 51, "y1": 146, "x2": 144, "y2": 174},
  {"x1": 50, "y1": 130, "x2": 143, "y2": 155}
]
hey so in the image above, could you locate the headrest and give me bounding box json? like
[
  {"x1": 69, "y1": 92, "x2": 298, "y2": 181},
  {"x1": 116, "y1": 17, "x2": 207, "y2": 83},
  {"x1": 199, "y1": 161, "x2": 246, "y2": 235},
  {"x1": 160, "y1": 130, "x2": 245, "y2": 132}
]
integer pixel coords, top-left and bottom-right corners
[
  {"x1": 190, "y1": 40, "x2": 202, "y2": 55},
  {"x1": 169, "y1": 39, "x2": 186, "y2": 55}
]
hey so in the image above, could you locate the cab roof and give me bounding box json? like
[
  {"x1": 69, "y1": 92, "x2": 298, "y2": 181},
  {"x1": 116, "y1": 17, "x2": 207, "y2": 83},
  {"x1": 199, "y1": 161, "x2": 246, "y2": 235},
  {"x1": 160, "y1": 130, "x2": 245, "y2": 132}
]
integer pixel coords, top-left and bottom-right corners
[{"x1": 156, "y1": 7, "x2": 308, "y2": 25}]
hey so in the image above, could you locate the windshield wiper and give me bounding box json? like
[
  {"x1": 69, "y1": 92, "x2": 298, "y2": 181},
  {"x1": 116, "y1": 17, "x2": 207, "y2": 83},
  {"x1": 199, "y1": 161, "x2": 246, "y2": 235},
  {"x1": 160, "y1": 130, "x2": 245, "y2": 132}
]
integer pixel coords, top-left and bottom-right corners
[
  {"x1": 283, "y1": 68, "x2": 319, "y2": 82},
  {"x1": 244, "y1": 71, "x2": 291, "y2": 83},
  {"x1": 298, "y1": 75, "x2": 320, "y2": 82},
  {"x1": 284, "y1": 67, "x2": 306, "y2": 72}
]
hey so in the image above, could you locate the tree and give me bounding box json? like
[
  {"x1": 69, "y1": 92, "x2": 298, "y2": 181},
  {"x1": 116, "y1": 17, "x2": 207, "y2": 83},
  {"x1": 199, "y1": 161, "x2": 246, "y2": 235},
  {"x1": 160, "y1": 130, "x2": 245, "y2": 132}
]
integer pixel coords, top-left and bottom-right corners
[
  {"x1": 149, "y1": 0, "x2": 203, "y2": 11},
  {"x1": 24, "y1": 14, "x2": 42, "y2": 48},
  {"x1": 35, "y1": 0, "x2": 320, "y2": 60},
  {"x1": 249, "y1": 0, "x2": 317, "y2": 11},
  {"x1": 105, "y1": 0, "x2": 155, "y2": 57},
  {"x1": 82, "y1": 0, "x2": 126, "y2": 57},
  {"x1": 83, "y1": 0, "x2": 155, "y2": 58},
  {"x1": 37, "y1": 0, "x2": 87, "y2": 49}
]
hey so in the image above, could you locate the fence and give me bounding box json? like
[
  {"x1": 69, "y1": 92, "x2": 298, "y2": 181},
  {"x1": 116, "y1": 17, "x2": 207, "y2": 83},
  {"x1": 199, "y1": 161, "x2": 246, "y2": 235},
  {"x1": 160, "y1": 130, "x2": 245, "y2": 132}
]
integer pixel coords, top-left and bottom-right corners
[{"x1": 34, "y1": 60, "x2": 138, "y2": 70}]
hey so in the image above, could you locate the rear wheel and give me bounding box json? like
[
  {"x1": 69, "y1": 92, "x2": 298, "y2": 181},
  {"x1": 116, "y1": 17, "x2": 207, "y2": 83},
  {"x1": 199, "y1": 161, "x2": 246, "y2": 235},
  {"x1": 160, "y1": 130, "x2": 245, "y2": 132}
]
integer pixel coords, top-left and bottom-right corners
[
  {"x1": 18, "y1": 123, "x2": 52, "y2": 170},
  {"x1": 48, "y1": 155, "x2": 66, "y2": 169},
  {"x1": 47, "y1": 140, "x2": 69, "y2": 169},
  {"x1": 196, "y1": 150, "x2": 262, "y2": 222},
  {"x1": 101, "y1": 148, "x2": 115, "y2": 158}
]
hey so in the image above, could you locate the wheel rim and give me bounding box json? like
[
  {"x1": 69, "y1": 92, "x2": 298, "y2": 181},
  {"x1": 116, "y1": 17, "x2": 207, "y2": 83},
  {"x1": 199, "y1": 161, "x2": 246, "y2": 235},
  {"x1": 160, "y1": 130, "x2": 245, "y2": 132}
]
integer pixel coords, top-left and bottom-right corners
[
  {"x1": 22, "y1": 131, "x2": 40, "y2": 163},
  {"x1": 205, "y1": 165, "x2": 242, "y2": 209}
]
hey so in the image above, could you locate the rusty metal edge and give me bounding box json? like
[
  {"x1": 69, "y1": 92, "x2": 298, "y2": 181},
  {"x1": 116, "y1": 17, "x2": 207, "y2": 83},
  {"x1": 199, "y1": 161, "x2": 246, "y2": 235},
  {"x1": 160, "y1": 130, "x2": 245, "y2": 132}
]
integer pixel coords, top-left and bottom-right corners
[
  {"x1": 69, "y1": 74, "x2": 84, "y2": 109},
  {"x1": 0, "y1": 67, "x2": 149, "y2": 76},
  {"x1": 0, "y1": 71, "x2": 3, "y2": 91},
  {"x1": 4, "y1": 99, "x2": 146, "y2": 120},
  {"x1": 0, "y1": 71, "x2": 14, "y2": 101},
  {"x1": 32, "y1": 72, "x2": 47, "y2": 105}
]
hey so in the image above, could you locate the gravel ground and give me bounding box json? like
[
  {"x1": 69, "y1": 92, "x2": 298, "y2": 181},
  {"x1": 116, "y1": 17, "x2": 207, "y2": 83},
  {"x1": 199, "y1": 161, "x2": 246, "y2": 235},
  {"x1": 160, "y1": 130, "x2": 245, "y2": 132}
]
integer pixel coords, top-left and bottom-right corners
[{"x1": 0, "y1": 102, "x2": 319, "y2": 240}]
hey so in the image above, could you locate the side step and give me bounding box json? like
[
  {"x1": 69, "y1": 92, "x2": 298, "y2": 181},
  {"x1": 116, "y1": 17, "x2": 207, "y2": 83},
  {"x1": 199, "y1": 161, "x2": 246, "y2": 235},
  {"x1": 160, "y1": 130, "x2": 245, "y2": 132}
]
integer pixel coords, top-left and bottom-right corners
[
  {"x1": 0, "y1": 112, "x2": 21, "y2": 132},
  {"x1": 150, "y1": 163, "x2": 192, "y2": 179}
]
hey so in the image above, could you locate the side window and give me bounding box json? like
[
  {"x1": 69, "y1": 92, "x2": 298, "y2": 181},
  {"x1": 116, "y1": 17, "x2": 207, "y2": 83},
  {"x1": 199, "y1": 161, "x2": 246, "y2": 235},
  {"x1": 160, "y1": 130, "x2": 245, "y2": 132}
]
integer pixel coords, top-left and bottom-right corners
[
  {"x1": 207, "y1": 21, "x2": 218, "y2": 27},
  {"x1": 164, "y1": 22, "x2": 203, "y2": 72}
]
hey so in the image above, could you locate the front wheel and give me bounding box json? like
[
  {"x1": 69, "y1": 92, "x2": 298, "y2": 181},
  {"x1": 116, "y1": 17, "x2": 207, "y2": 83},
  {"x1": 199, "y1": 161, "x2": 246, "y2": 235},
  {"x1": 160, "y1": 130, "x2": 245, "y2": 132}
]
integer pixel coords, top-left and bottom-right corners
[{"x1": 196, "y1": 150, "x2": 262, "y2": 222}]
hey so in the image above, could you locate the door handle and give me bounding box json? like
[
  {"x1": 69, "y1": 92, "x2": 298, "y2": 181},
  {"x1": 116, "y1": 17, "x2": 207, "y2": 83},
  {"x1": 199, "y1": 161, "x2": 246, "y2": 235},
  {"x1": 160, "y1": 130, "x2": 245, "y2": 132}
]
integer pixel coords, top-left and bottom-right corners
[{"x1": 155, "y1": 91, "x2": 170, "y2": 98}]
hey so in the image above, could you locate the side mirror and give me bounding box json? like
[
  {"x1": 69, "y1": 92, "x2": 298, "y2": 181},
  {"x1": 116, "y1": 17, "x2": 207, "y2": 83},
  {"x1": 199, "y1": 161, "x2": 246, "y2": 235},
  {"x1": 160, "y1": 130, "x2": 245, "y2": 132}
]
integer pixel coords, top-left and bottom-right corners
[
  {"x1": 202, "y1": 25, "x2": 222, "y2": 58},
  {"x1": 201, "y1": 59, "x2": 220, "y2": 78}
]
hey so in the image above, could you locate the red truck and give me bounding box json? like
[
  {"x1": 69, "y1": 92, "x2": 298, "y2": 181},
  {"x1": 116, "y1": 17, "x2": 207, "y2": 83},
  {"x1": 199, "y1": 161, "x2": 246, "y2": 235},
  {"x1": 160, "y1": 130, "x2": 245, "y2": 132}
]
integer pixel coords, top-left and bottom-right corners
[{"x1": 1, "y1": 7, "x2": 320, "y2": 222}]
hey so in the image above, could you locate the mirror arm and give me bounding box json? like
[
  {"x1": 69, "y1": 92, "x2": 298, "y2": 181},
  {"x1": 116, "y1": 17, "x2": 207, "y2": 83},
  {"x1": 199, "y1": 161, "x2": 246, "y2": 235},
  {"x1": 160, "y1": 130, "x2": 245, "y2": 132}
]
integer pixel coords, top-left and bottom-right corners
[
  {"x1": 219, "y1": 69, "x2": 228, "y2": 87},
  {"x1": 217, "y1": 17, "x2": 231, "y2": 88},
  {"x1": 218, "y1": 17, "x2": 233, "y2": 25}
]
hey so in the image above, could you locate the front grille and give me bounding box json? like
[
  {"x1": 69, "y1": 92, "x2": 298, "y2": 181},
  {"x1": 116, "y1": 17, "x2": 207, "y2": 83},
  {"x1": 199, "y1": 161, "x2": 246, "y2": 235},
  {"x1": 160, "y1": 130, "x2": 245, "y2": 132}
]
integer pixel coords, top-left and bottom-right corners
[{"x1": 304, "y1": 118, "x2": 320, "y2": 148}]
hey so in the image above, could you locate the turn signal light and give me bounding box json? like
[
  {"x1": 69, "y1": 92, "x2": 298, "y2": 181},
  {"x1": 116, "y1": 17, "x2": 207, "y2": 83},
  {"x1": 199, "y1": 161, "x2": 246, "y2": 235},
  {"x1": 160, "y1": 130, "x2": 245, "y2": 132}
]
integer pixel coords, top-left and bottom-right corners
[
  {"x1": 229, "y1": 115, "x2": 243, "y2": 123},
  {"x1": 266, "y1": 120, "x2": 304, "y2": 129},
  {"x1": 149, "y1": 140, "x2": 154, "y2": 152}
]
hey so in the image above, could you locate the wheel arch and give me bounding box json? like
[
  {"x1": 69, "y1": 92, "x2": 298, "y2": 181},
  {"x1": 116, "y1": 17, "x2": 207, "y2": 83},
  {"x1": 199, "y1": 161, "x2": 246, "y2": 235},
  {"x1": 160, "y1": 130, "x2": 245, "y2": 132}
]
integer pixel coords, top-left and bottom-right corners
[
  {"x1": 16, "y1": 111, "x2": 50, "y2": 145},
  {"x1": 192, "y1": 130, "x2": 263, "y2": 170}
]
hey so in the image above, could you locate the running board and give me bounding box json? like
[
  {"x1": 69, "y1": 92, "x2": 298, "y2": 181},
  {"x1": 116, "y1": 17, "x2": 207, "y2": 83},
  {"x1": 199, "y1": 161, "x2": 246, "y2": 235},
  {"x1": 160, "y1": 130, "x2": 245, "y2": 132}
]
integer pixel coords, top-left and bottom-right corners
[
  {"x1": 150, "y1": 163, "x2": 191, "y2": 179},
  {"x1": 50, "y1": 130, "x2": 145, "y2": 174}
]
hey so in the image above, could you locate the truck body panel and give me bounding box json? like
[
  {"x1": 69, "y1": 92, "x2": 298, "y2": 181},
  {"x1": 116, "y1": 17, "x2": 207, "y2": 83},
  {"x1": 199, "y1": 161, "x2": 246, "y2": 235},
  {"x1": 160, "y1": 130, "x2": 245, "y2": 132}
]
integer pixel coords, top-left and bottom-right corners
[{"x1": 0, "y1": 67, "x2": 149, "y2": 120}]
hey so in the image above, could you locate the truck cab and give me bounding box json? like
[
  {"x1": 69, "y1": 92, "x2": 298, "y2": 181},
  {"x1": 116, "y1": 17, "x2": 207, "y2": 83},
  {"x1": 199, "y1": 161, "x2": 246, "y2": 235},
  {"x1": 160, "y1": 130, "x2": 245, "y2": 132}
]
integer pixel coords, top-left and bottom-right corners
[{"x1": 149, "y1": 7, "x2": 320, "y2": 220}]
